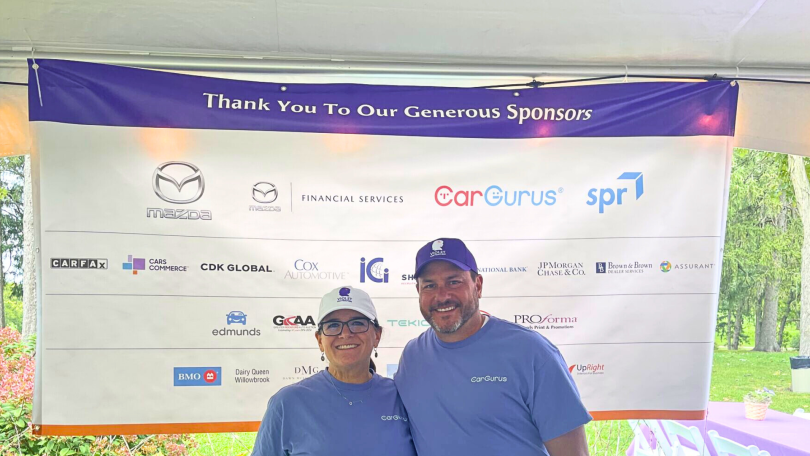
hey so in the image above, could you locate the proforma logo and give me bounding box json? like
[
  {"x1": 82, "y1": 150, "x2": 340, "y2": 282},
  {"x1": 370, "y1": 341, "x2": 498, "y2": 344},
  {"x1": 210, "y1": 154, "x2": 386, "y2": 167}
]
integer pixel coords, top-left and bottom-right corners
[
  {"x1": 435, "y1": 185, "x2": 558, "y2": 207},
  {"x1": 586, "y1": 172, "x2": 644, "y2": 213},
  {"x1": 148, "y1": 161, "x2": 212, "y2": 220},
  {"x1": 660, "y1": 261, "x2": 672, "y2": 272},
  {"x1": 514, "y1": 314, "x2": 577, "y2": 330},
  {"x1": 568, "y1": 364, "x2": 606, "y2": 375}
]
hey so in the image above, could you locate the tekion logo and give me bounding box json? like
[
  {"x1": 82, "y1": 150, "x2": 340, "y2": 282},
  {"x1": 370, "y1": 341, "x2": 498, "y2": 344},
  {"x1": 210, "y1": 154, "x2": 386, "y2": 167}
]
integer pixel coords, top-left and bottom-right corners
[
  {"x1": 360, "y1": 257, "x2": 389, "y2": 283},
  {"x1": 586, "y1": 172, "x2": 644, "y2": 213}
]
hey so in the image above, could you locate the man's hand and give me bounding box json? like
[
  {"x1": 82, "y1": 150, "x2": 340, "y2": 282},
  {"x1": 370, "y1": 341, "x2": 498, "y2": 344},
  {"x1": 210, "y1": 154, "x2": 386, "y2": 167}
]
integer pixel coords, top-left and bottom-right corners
[{"x1": 545, "y1": 425, "x2": 589, "y2": 456}]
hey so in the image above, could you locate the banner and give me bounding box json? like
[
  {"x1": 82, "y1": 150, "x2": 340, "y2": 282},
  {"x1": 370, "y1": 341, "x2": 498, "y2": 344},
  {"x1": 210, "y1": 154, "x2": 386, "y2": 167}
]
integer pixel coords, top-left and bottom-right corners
[{"x1": 28, "y1": 59, "x2": 738, "y2": 435}]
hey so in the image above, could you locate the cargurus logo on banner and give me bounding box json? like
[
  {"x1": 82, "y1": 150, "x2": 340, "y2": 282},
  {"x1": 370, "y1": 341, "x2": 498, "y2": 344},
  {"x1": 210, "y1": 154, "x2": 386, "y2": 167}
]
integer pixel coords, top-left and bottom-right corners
[
  {"x1": 434, "y1": 185, "x2": 559, "y2": 207},
  {"x1": 587, "y1": 172, "x2": 644, "y2": 214}
]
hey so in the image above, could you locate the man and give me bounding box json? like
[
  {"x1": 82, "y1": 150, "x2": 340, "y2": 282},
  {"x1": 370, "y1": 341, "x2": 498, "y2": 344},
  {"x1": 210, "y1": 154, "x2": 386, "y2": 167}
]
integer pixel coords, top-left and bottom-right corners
[{"x1": 394, "y1": 238, "x2": 591, "y2": 456}]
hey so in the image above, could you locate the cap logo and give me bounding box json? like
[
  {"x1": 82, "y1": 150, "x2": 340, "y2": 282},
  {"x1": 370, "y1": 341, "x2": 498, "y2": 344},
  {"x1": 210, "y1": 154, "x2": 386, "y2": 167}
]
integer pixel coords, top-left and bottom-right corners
[
  {"x1": 337, "y1": 287, "x2": 352, "y2": 302},
  {"x1": 430, "y1": 240, "x2": 446, "y2": 257}
]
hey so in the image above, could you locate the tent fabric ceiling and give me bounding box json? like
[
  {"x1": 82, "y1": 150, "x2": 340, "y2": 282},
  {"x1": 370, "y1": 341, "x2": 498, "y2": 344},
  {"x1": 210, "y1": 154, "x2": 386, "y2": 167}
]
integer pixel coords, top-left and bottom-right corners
[{"x1": 1, "y1": 0, "x2": 809, "y2": 69}]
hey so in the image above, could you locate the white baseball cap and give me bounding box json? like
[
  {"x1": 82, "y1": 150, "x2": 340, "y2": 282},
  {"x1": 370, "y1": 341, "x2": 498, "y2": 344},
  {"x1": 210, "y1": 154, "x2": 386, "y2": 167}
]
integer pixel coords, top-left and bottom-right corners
[{"x1": 317, "y1": 286, "x2": 378, "y2": 324}]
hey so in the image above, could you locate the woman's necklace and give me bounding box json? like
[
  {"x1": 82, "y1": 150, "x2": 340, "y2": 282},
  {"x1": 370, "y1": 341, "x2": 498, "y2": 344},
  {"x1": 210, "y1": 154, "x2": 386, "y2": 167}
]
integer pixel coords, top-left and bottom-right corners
[{"x1": 325, "y1": 369, "x2": 373, "y2": 406}]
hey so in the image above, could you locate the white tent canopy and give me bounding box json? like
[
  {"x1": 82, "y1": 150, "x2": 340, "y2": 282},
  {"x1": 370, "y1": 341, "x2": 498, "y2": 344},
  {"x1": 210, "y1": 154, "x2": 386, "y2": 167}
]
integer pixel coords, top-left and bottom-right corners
[{"x1": 1, "y1": 0, "x2": 810, "y2": 156}]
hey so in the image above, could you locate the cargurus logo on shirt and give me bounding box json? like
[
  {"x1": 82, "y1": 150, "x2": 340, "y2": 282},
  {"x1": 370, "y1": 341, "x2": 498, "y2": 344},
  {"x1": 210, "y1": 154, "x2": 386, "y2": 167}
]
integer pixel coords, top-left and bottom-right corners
[
  {"x1": 381, "y1": 415, "x2": 408, "y2": 421},
  {"x1": 470, "y1": 375, "x2": 508, "y2": 383}
]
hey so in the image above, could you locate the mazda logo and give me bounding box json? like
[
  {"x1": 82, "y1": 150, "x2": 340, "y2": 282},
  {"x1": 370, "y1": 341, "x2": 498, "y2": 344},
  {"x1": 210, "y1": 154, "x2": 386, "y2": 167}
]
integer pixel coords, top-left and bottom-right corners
[
  {"x1": 253, "y1": 182, "x2": 278, "y2": 204},
  {"x1": 152, "y1": 162, "x2": 205, "y2": 204}
]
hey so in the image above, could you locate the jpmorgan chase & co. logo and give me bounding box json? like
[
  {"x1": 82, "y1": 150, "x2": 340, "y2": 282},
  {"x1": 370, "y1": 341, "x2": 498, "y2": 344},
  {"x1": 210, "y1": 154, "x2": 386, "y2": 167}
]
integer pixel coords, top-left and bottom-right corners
[{"x1": 148, "y1": 161, "x2": 212, "y2": 220}]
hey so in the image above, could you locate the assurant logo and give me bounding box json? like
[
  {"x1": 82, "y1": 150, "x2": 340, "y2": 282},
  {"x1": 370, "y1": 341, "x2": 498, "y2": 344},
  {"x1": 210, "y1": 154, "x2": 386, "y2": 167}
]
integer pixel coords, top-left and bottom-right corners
[{"x1": 660, "y1": 261, "x2": 672, "y2": 272}]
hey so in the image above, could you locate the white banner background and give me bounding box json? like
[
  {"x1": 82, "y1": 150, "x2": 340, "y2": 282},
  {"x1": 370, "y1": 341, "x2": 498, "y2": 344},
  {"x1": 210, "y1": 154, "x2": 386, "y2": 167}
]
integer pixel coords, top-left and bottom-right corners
[{"x1": 33, "y1": 121, "x2": 730, "y2": 432}]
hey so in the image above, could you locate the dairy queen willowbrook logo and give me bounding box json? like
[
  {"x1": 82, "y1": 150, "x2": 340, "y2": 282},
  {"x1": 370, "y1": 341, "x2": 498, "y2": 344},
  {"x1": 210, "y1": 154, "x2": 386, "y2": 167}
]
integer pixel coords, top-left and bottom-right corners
[{"x1": 148, "y1": 161, "x2": 212, "y2": 220}]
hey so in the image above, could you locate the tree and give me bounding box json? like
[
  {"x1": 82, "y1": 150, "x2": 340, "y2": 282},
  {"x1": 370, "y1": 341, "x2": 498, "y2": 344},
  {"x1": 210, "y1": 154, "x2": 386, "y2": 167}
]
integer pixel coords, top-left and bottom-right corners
[
  {"x1": 720, "y1": 150, "x2": 801, "y2": 351},
  {"x1": 0, "y1": 156, "x2": 24, "y2": 329},
  {"x1": 788, "y1": 153, "x2": 810, "y2": 356}
]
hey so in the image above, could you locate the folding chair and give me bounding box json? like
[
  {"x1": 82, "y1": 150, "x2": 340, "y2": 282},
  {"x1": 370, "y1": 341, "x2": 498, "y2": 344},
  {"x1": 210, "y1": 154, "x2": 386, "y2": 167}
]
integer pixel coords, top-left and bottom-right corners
[
  {"x1": 707, "y1": 430, "x2": 770, "y2": 456},
  {"x1": 650, "y1": 420, "x2": 709, "y2": 456},
  {"x1": 627, "y1": 420, "x2": 656, "y2": 456}
]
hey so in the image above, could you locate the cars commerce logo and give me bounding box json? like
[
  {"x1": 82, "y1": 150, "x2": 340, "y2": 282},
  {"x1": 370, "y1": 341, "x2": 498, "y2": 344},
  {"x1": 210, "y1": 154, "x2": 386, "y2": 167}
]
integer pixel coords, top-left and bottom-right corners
[
  {"x1": 250, "y1": 182, "x2": 282, "y2": 213},
  {"x1": 568, "y1": 363, "x2": 606, "y2": 376},
  {"x1": 174, "y1": 367, "x2": 222, "y2": 386},
  {"x1": 213, "y1": 311, "x2": 261, "y2": 337},
  {"x1": 148, "y1": 161, "x2": 212, "y2": 220},
  {"x1": 434, "y1": 185, "x2": 558, "y2": 207},
  {"x1": 586, "y1": 172, "x2": 644, "y2": 214},
  {"x1": 660, "y1": 261, "x2": 672, "y2": 272},
  {"x1": 122, "y1": 255, "x2": 187, "y2": 275},
  {"x1": 360, "y1": 257, "x2": 389, "y2": 283},
  {"x1": 272, "y1": 315, "x2": 316, "y2": 332}
]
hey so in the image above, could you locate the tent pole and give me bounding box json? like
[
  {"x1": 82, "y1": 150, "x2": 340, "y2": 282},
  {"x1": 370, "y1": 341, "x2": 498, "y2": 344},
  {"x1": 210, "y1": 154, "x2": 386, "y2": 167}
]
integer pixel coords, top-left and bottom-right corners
[{"x1": 1, "y1": 50, "x2": 810, "y2": 81}]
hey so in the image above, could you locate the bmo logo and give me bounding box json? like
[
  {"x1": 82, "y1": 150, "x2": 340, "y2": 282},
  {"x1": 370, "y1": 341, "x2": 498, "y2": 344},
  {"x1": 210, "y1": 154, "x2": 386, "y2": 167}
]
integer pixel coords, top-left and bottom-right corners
[{"x1": 174, "y1": 367, "x2": 222, "y2": 387}]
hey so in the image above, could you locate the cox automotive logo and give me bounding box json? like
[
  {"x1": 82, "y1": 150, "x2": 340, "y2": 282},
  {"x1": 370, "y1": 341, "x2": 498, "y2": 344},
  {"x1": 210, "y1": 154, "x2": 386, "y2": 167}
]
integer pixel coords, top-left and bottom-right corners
[
  {"x1": 434, "y1": 185, "x2": 559, "y2": 207},
  {"x1": 586, "y1": 172, "x2": 644, "y2": 214},
  {"x1": 174, "y1": 367, "x2": 221, "y2": 386},
  {"x1": 153, "y1": 162, "x2": 204, "y2": 204}
]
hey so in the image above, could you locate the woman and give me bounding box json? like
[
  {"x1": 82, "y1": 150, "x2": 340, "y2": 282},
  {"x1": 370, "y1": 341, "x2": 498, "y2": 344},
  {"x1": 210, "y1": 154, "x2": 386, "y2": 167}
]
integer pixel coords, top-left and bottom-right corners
[{"x1": 252, "y1": 286, "x2": 416, "y2": 456}]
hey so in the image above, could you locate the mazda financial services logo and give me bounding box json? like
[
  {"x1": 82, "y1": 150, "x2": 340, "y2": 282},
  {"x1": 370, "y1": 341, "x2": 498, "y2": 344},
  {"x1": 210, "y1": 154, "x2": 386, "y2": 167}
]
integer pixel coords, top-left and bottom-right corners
[
  {"x1": 153, "y1": 162, "x2": 205, "y2": 204},
  {"x1": 253, "y1": 182, "x2": 278, "y2": 204}
]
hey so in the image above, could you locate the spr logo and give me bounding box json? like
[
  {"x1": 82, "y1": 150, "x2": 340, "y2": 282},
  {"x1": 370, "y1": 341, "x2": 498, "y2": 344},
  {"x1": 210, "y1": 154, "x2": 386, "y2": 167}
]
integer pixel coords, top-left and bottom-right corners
[{"x1": 586, "y1": 172, "x2": 644, "y2": 213}]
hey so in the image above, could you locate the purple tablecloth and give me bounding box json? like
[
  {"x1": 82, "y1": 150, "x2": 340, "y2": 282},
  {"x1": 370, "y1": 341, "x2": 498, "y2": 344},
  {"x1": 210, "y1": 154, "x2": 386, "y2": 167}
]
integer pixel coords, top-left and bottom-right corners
[{"x1": 628, "y1": 402, "x2": 810, "y2": 456}]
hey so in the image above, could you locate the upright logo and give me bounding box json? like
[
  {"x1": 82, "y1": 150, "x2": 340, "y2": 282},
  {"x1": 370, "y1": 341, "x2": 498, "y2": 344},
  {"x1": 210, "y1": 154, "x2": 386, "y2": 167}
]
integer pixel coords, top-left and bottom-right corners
[
  {"x1": 148, "y1": 161, "x2": 212, "y2": 220},
  {"x1": 586, "y1": 172, "x2": 644, "y2": 213},
  {"x1": 360, "y1": 257, "x2": 389, "y2": 283},
  {"x1": 568, "y1": 364, "x2": 606, "y2": 376},
  {"x1": 174, "y1": 367, "x2": 222, "y2": 386}
]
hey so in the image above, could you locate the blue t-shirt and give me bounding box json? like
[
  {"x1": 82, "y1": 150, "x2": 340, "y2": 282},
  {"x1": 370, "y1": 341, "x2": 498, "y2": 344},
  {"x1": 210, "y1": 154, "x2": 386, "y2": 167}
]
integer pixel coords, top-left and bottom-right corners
[
  {"x1": 394, "y1": 316, "x2": 592, "y2": 456},
  {"x1": 252, "y1": 369, "x2": 416, "y2": 456}
]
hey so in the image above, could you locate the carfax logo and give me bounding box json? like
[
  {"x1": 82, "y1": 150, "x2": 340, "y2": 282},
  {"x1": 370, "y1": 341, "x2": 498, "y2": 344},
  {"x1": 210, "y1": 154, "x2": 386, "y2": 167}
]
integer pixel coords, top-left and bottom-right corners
[
  {"x1": 174, "y1": 367, "x2": 221, "y2": 386},
  {"x1": 51, "y1": 258, "x2": 108, "y2": 269}
]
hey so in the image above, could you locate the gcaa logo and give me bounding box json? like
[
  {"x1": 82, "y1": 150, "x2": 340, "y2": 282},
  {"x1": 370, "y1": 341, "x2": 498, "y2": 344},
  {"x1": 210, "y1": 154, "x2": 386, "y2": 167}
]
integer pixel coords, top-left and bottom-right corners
[{"x1": 435, "y1": 185, "x2": 558, "y2": 207}]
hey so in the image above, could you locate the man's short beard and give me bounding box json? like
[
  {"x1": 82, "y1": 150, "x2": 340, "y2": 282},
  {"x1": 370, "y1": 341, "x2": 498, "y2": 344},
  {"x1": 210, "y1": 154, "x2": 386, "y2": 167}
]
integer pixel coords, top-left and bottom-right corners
[{"x1": 428, "y1": 296, "x2": 479, "y2": 334}]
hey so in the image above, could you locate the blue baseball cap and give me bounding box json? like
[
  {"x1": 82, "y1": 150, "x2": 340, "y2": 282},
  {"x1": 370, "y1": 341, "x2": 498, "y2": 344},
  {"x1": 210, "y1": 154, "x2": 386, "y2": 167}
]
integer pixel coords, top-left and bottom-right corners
[{"x1": 414, "y1": 238, "x2": 478, "y2": 278}]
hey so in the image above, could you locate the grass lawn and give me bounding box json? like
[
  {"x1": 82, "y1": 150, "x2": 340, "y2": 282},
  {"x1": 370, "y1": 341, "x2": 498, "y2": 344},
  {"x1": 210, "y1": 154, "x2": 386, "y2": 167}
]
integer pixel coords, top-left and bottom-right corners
[{"x1": 189, "y1": 350, "x2": 809, "y2": 456}]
